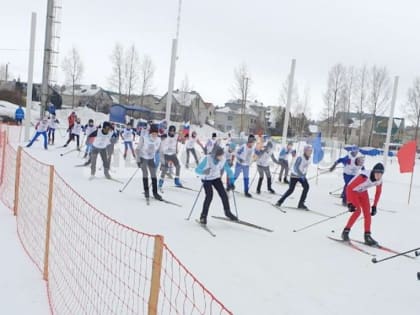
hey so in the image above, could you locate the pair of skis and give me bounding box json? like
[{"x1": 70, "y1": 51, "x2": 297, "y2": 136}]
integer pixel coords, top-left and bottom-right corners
[
  {"x1": 144, "y1": 196, "x2": 182, "y2": 207},
  {"x1": 270, "y1": 204, "x2": 330, "y2": 217},
  {"x1": 328, "y1": 236, "x2": 416, "y2": 259},
  {"x1": 196, "y1": 215, "x2": 274, "y2": 237}
]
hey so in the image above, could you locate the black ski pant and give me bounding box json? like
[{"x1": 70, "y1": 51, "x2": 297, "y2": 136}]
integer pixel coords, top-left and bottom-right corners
[
  {"x1": 186, "y1": 148, "x2": 199, "y2": 165},
  {"x1": 278, "y1": 158, "x2": 289, "y2": 180},
  {"x1": 91, "y1": 147, "x2": 109, "y2": 176},
  {"x1": 65, "y1": 134, "x2": 80, "y2": 147},
  {"x1": 277, "y1": 177, "x2": 309, "y2": 206},
  {"x1": 48, "y1": 128, "x2": 55, "y2": 144},
  {"x1": 107, "y1": 143, "x2": 115, "y2": 166},
  {"x1": 160, "y1": 154, "x2": 181, "y2": 179},
  {"x1": 201, "y1": 178, "x2": 232, "y2": 219},
  {"x1": 257, "y1": 165, "x2": 272, "y2": 191},
  {"x1": 140, "y1": 158, "x2": 158, "y2": 197}
]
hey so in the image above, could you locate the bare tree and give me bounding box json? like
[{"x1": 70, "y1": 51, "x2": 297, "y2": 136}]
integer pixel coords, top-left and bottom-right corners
[
  {"x1": 323, "y1": 64, "x2": 346, "y2": 138},
  {"x1": 232, "y1": 63, "x2": 252, "y2": 132},
  {"x1": 62, "y1": 47, "x2": 84, "y2": 108},
  {"x1": 0, "y1": 64, "x2": 14, "y2": 81},
  {"x1": 178, "y1": 74, "x2": 194, "y2": 122},
  {"x1": 340, "y1": 66, "x2": 355, "y2": 143},
  {"x1": 139, "y1": 55, "x2": 155, "y2": 105},
  {"x1": 354, "y1": 65, "x2": 369, "y2": 145},
  {"x1": 109, "y1": 43, "x2": 125, "y2": 104},
  {"x1": 124, "y1": 44, "x2": 139, "y2": 104},
  {"x1": 367, "y1": 66, "x2": 391, "y2": 146},
  {"x1": 406, "y1": 77, "x2": 420, "y2": 143},
  {"x1": 298, "y1": 86, "x2": 311, "y2": 137}
]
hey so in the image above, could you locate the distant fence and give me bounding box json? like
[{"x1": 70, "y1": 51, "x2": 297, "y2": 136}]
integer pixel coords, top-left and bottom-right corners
[{"x1": 0, "y1": 125, "x2": 232, "y2": 315}]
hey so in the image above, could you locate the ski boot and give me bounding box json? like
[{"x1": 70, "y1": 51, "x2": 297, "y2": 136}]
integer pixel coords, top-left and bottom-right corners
[
  {"x1": 297, "y1": 203, "x2": 309, "y2": 210},
  {"x1": 267, "y1": 178, "x2": 275, "y2": 194},
  {"x1": 174, "y1": 177, "x2": 183, "y2": 187},
  {"x1": 199, "y1": 216, "x2": 207, "y2": 225},
  {"x1": 225, "y1": 211, "x2": 238, "y2": 221},
  {"x1": 283, "y1": 177, "x2": 290, "y2": 184},
  {"x1": 256, "y1": 178, "x2": 263, "y2": 194},
  {"x1": 244, "y1": 191, "x2": 252, "y2": 198},
  {"x1": 364, "y1": 232, "x2": 378, "y2": 246},
  {"x1": 341, "y1": 228, "x2": 350, "y2": 241}
]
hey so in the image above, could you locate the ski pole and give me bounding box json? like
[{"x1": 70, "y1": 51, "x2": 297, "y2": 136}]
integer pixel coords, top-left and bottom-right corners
[
  {"x1": 292, "y1": 210, "x2": 348, "y2": 233},
  {"x1": 249, "y1": 168, "x2": 259, "y2": 189},
  {"x1": 329, "y1": 186, "x2": 343, "y2": 195},
  {"x1": 60, "y1": 148, "x2": 78, "y2": 156},
  {"x1": 307, "y1": 169, "x2": 330, "y2": 182},
  {"x1": 231, "y1": 189, "x2": 239, "y2": 219},
  {"x1": 185, "y1": 184, "x2": 203, "y2": 220},
  {"x1": 119, "y1": 168, "x2": 139, "y2": 193},
  {"x1": 371, "y1": 247, "x2": 420, "y2": 264}
]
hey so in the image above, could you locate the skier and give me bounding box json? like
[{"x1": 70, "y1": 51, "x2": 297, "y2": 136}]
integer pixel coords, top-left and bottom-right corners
[
  {"x1": 277, "y1": 142, "x2": 293, "y2": 184},
  {"x1": 15, "y1": 105, "x2": 24, "y2": 125},
  {"x1": 341, "y1": 163, "x2": 384, "y2": 246},
  {"x1": 275, "y1": 145, "x2": 313, "y2": 209},
  {"x1": 90, "y1": 121, "x2": 113, "y2": 179},
  {"x1": 159, "y1": 125, "x2": 182, "y2": 188},
  {"x1": 185, "y1": 131, "x2": 204, "y2": 168},
  {"x1": 195, "y1": 145, "x2": 238, "y2": 225},
  {"x1": 47, "y1": 114, "x2": 59, "y2": 145},
  {"x1": 136, "y1": 124, "x2": 163, "y2": 201},
  {"x1": 26, "y1": 116, "x2": 49, "y2": 149},
  {"x1": 64, "y1": 117, "x2": 82, "y2": 150},
  {"x1": 330, "y1": 145, "x2": 365, "y2": 205},
  {"x1": 83, "y1": 119, "x2": 97, "y2": 159},
  {"x1": 121, "y1": 123, "x2": 136, "y2": 159},
  {"x1": 231, "y1": 134, "x2": 256, "y2": 197},
  {"x1": 254, "y1": 140, "x2": 276, "y2": 194},
  {"x1": 204, "y1": 132, "x2": 218, "y2": 155}
]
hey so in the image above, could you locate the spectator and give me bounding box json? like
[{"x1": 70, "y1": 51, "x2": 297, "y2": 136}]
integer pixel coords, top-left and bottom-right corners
[{"x1": 15, "y1": 105, "x2": 25, "y2": 125}]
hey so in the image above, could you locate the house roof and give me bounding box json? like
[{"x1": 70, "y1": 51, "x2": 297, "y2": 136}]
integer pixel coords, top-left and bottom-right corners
[
  {"x1": 172, "y1": 91, "x2": 199, "y2": 107},
  {"x1": 61, "y1": 85, "x2": 103, "y2": 97}
]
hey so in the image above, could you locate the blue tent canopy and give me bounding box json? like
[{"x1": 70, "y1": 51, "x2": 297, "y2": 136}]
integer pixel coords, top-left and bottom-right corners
[
  {"x1": 343, "y1": 145, "x2": 394, "y2": 157},
  {"x1": 109, "y1": 104, "x2": 151, "y2": 124}
]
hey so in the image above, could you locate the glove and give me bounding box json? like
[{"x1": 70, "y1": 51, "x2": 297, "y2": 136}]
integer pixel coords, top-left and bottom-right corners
[
  {"x1": 329, "y1": 163, "x2": 337, "y2": 172},
  {"x1": 371, "y1": 206, "x2": 377, "y2": 216},
  {"x1": 237, "y1": 158, "x2": 244, "y2": 164},
  {"x1": 347, "y1": 203, "x2": 356, "y2": 212},
  {"x1": 137, "y1": 158, "x2": 143, "y2": 168}
]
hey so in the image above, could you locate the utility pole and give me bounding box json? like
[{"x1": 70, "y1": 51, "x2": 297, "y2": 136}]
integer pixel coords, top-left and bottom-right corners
[
  {"x1": 5, "y1": 63, "x2": 9, "y2": 81},
  {"x1": 25, "y1": 13, "x2": 37, "y2": 141},
  {"x1": 240, "y1": 77, "x2": 249, "y2": 133},
  {"x1": 165, "y1": 0, "x2": 183, "y2": 123},
  {"x1": 383, "y1": 76, "x2": 399, "y2": 167},
  {"x1": 282, "y1": 59, "x2": 296, "y2": 148}
]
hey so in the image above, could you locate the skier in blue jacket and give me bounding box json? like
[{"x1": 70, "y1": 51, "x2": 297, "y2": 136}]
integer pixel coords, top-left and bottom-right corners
[{"x1": 196, "y1": 145, "x2": 238, "y2": 225}]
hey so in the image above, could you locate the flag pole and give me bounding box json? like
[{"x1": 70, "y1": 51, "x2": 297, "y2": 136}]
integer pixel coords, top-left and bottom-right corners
[{"x1": 408, "y1": 169, "x2": 414, "y2": 205}]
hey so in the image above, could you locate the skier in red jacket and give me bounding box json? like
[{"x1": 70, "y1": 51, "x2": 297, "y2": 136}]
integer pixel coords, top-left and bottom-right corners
[{"x1": 341, "y1": 163, "x2": 384, "y2": 246}]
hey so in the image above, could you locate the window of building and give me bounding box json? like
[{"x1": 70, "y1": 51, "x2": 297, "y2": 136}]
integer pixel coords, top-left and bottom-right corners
[{"x1": 227, "y1": 115, "x2": 233, "y2": 121}]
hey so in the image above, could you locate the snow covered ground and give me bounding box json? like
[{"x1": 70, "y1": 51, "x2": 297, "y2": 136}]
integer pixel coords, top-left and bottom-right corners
[
  {"x1": 0, "y1": 203, "x2": 48, "y2": 314},
  {"x1": 2, "y1": 107, "x2": 420, "y2": 314}
]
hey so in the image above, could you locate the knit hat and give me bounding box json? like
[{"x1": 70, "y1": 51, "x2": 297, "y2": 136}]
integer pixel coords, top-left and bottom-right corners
[
  {"x1": 102, "y1": 121, "x2": 111, "y2": 129},
  {"x1": 247, "y1": 134, "x2": 256, "y2": 143},
  {"x1": 266, "y1": 141, "x2": 273, "y2": 149},
  {"x1": 168, "y1": 125, "x2": 176, "y2": 132},
  {"x1": 149, "y1": 124, "x2": 159, "y2": 134},
  {"x1": 304, "y1": 144, "x2": 313, "y2": 151},
  {"x1": 372, "y1": 163, "x2": 385, "y2": 174},
  {"x1": 213, "y1": 146, "x2": 225, "y2": 157}
]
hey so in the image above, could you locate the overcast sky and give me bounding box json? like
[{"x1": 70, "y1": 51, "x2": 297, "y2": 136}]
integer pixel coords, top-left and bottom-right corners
[{"x1": 1, "y1": 0, "x2": 420, "y2": 119}]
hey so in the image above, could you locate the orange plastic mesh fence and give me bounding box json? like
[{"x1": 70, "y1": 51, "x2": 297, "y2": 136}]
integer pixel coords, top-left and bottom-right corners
[
  {"x1": 0, "y1": 144, "x2": 17, "y2": 210},
  {"x1": 48, "y1": 171, "x2": 157, "y2": 314},
  {"x1": 159, "y1": 245, "x2": 233, "y2": 315},
  {"x1": 0, "y1": 128, "x2": 233, "y2": 315},
  {"x1": 16, "y1": 149, "x2": 51, "y2": 272}
]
